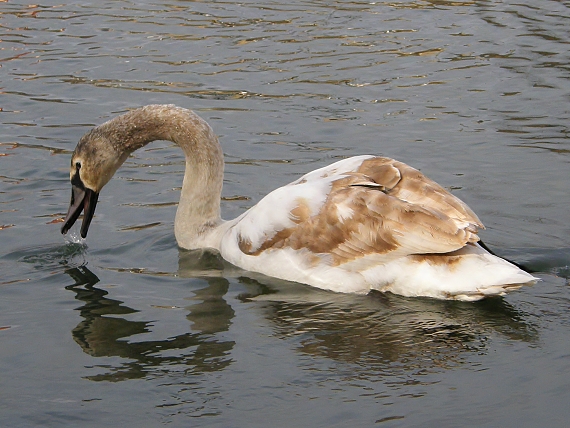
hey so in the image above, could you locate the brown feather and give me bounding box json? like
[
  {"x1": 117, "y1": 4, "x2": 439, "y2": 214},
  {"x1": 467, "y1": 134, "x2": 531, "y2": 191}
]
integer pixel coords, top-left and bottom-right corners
[{"x1": 238, "y1": 157, "x2": 483, "y2": 268}]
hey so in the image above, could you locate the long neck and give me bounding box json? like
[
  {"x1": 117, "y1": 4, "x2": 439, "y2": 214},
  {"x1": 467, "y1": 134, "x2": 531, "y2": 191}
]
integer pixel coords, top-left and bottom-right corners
[{"x1": 96, "y1": 105, "x2": 225, "y2": 249}]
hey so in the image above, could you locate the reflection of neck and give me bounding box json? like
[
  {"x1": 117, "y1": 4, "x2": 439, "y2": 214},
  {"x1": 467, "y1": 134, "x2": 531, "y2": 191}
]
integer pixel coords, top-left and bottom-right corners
[
  {"x1": 97, "y1": 105, "x2": 225, "y2": 250},
  {"x1": 65, "y1": 266, "x2": 235, "y2": 377}
]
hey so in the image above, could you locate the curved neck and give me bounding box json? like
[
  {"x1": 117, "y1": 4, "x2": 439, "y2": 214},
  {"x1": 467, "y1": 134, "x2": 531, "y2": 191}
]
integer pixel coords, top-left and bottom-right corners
[{"x1": 96, "y1": 105, "x2": 225, "y2": 249}]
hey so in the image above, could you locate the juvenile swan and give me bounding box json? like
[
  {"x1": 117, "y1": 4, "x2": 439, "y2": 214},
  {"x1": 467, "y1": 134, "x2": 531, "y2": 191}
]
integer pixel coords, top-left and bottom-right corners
[{"x1": 61, "y1": 105, "x2": 537, "y2": 301}]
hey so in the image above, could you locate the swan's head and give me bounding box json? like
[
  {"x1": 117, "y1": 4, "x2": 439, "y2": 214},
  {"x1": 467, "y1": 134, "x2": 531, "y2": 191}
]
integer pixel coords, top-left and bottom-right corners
[{"x1": 61, "y1": 128, "x2": 127, "y2": 238}]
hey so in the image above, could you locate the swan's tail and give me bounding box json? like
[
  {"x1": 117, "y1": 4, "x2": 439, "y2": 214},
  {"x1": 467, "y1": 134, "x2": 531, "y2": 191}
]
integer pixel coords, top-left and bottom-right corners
[{"x1": 368, "y1": 244, "x2": 538, "y2": 301}]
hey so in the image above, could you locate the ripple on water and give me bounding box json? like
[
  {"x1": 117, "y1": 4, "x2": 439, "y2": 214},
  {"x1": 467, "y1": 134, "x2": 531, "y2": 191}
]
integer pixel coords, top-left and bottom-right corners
[{"x1": 0, "y1": 1, "x2": 569, "y2": 427}]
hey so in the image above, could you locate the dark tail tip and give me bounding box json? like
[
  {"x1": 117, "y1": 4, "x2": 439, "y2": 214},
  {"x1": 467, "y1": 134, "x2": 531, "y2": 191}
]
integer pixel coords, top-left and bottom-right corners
[{"x1": 478, "y1": 240, "x2": 535, "y2": 273}]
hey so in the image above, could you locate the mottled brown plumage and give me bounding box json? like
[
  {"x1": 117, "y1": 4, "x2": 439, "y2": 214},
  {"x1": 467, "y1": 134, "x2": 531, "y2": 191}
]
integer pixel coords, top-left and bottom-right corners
[{"x1": 237, "y1": 156, "x2": 482, "y2": 268}]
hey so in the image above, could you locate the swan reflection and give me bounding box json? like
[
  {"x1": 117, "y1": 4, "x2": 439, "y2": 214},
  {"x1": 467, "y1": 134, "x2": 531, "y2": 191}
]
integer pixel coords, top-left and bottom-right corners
[
  {"x1": 65, "y1": 265, "x2": 234, "y2": 382},
  {"x1": 245, "y1": 283, "x2": 537, "y2": 370},
  {"x1": 64, "y1": 250, "x2": 538, "y2": 382}
]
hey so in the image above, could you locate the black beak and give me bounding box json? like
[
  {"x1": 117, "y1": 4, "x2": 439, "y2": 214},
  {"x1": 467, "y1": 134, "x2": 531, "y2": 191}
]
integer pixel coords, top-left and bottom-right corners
[{"x1": 61, "y1": 183, "x2": 99, "y2": 238}]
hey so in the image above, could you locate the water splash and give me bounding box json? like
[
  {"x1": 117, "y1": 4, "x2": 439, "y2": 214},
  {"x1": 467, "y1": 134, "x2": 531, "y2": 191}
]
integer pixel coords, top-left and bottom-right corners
[{"x1": 64, "y1": 229, "x2": 87, "y2": 246}]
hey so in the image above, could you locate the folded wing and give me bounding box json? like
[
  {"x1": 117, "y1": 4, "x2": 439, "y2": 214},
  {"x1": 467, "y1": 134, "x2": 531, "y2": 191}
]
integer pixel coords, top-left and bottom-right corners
[{"x1": 234, "y1": 156, "x2": 484, "y2": 270}]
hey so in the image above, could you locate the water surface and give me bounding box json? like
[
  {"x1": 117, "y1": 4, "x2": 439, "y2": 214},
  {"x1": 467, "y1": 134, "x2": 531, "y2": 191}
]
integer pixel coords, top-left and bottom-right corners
[{"x1": 1, "y1": 1, "x2": 569, "y2": 427}]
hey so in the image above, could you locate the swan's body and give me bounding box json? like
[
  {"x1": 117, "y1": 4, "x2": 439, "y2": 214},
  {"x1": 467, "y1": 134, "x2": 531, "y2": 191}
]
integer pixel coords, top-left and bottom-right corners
[{"x1": 62, "y1": 105, "x2": 537, "y2": 301}]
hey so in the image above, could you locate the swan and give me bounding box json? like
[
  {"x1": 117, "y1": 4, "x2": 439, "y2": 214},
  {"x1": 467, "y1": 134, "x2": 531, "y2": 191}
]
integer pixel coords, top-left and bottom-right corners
[{"x1": 61, "y1": 104, "x2": 537, "y2": 301}]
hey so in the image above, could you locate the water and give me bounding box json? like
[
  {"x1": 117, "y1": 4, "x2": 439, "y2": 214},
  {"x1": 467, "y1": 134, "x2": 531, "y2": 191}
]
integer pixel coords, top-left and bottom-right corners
[{"x1": 1, "y1": 0, "x2": 569, "y2": 426}]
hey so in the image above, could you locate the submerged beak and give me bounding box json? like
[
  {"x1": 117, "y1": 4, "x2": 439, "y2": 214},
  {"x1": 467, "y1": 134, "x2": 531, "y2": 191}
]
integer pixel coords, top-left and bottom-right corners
[{"x1": 61, "y1": 183, "x2": 99, "y2": 238}]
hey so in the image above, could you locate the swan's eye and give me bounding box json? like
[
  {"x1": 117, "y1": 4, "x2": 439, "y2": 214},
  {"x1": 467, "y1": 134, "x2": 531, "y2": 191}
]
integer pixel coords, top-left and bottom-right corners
[{"x1": 75, "y1": 162, "x2": 81, "y2": 171}]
